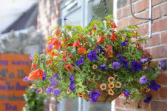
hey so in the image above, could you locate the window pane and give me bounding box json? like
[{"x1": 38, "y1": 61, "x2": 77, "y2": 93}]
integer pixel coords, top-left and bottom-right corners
[{"x1": 90, "y1": 102, "x2": 111, "y2": 111}]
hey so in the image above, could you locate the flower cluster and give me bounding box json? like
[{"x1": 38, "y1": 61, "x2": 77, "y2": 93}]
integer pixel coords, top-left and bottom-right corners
[{"x1": 24, "y1": 15, "x2": 164, "y2": 104}]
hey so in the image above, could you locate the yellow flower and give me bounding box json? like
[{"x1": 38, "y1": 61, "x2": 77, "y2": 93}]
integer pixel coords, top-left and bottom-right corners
[
  {"x1": 108, "y1": 77, "x2": 115, "y2": 83},
  {"x1": 108, "y1": 89, "x2": 114, "y2": 95},
  {"x1": 116, "y1": 82, "x2": 122, "y2": 88},
  {"x1": 100, "y1": 83, "x2": 107, "y2": 90},
  {"x1": 108, "y1": 82, "x2": 114, "y2": 89}
]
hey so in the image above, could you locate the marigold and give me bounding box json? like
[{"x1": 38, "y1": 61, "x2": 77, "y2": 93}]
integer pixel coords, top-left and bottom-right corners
[
  {"x1": 100, "y1": 83, "x2": 107, "y2": 90},
  {"x1": 108, "y1": 89, "x2": 114, "y2": 95},
  {"x1": 108, "y1": 77, "x2": 115, "y2": 83},
  {"x1": 108, "y1": 82, "x2": 114, "y2": 89},
  {"x1": 92, "y1": 64, "x2": 97, "y2": 69},
  {"x1": 116, "y1": 82, "x2": 122, "y2": 88}
]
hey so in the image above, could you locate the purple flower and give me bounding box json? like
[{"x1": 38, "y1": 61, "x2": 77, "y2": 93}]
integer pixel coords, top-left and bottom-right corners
[
  {"x1": 31, "y1": 88, "x2": 35, "y2": 92},
  {"x1": 95, "y1": 45, "x2": 105, "y2": 55},
  {"x1": 131, "y1": 61, "x2": 142, "y2": 71},
  {"x1": 29, "y1": 55, "x2": 33, "y2": 61},
  {"x1": 46, "y1": 87, "x2": 53, "y2": 94},
  {"x1": 69, "y1": 74, "x2": 75, "y2": 92},
  {"x1": 64, "y1": 17, "x2": 67, "y2": 20},
  {"x1": 140, "y1": 58, "x2": 148, "y2": 64},
  {"x1": 117, "y1": 52, "x2": 122, "y2": 58},
  {"x1": 121, "y1": 40, "x2": 128, "y2": 46},
  {"x1": 119, "y1": 58, "x2": 129, "y2": 69},
  {"x1": 159, "y1": 61, "x2": 165, "y2": 67},
  {"x1": 88, "y1": 51, "x2": 98, "y2": 62},
  {"x1": 144, "y1": 96, "x2": 152, "y2": 103},
  {"x1": 76, "y1": 56, "x2": 85, "y2": 66},
  {"x1": 53, "y1": 74, "x2": 59, "y2": 79},
  {"x1": 139, "y1": 77, "x2": 147, "y2": 84},
  {"x1": 50, "y1": 77, "x2": 59, "y2": 87},
  {"x1": 36, "y1": 89, "x2": 40, "y2": 94},
  {"x1": 53, "y1": 88, "x2": 61, "y2": 96},
  {"x1": 43, "y1": 72, "x2": 47, "y2": 81},
  {"x1": 48, "y1": 45, "x2": 53, "y2": 50},
  {"x1": 89, "y1": 91, "x2": 101, "y2": 102},
  {"x1": 98, "y1": 64, "x2": 107, "y2": 71},
  {"x1": 148, "y1": 80, "x2": 161, "y2": 91},
  {"x1": 23, "y1": 76, "x2": 28, "y2": 82},
  {"x1": 113, "y1": 62, "x2": 121, "y2": 70},
  {"x1": 123, "y1": 89, "x2": 131, "y2": 98}
]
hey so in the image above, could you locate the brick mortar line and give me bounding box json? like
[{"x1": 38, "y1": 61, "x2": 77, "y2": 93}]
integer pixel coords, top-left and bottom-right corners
[
  {"x1": 151, "y1": 57, "x2": 167, "y2": 61},
  {"x1": 152, "y1": 0, "x2": 167, "y2": 8},
  {"x1": 152, "y1": 98, "x2": 167, "y2": 102},
  {"x1": 144, "y1": 43, "x2": 167, "y2": 49}
]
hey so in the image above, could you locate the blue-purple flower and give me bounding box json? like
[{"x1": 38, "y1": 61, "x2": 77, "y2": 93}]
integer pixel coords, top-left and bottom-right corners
[
  {"x1": 123, "y1": 89, "x2": 131, "y2": 98},
  {"x1": 48, "y1": 45, "x2": 53, "y2": 50},
  {"x1": 53, "y1": 88, "x2": 61, "y2": 96},
  {"x1": 95, "y1": 45, "x2": 105, "y2": 55},
  {"x1": 76, "y1": 56, "x2": 85, "y2": 66},
  {"x1": 50, "y1": 77, "x2": 59, "y2": 87},
  {"x1": 140, "y1": 58, "x2": 148, "y2": 64},
  {"x1": 23, "y1": 76, "x2": 28, "y2": 82},
  {"x1": 43, "y1": 72, "x2": 47, "y2": 81},
  {"x1": 53, "y1": 74, "x2": 59, "y2": 79},
  {"x1": 31, "y1": 88, "x2": 35, "y2": 92},
  {"x1": 64, "y1": 17, "x2": 67, "y2": 20},
  {"x1": 117, "y1": 52, "x2": 122, "y2": 58},
  {"x1": 36, "y1": 89, "x2": 40, "y2": 94},
  {"x1": 69, "y1": 74, "x2": 75, "y2": 92},
  {"x1": 148, "y1": 80, "x2": 161, "y2": 91},
  {"x1": 131, "y1": 61, "x2": 142, "y2": 71},
  {"x1": 121, "y1": 40, "x2": 128, "y2": 46},
  {"x1": 89, "y1": 91, "x2": 101, "y2": 102},
  {"x1": 113, "y1": 62, "x2": 121, "y2": 70},
  {"x1": 119, "y1": 58, "x2": 129, "y2": 69},
  {"x1": 159, "y1": 61, "x2": 165, "y2": 67},
  {"x1": 139, "y1": 77, "x2": 147, "y2": 84},
  {"x1": 98, "y1": 64, "x2": 107, "y2": 71},
  {"x1": 88, "y1": 51, "x2": 98, "y2": 62},
  {"x1": 46, "y1": 87, "x2": 53, "y2": 94},
  {"x1": 144, "y1": 96, "x2": 152, "y2": 103},
  {"x1": 29, "y1": 55, "x2": 33, "y2": 61}
]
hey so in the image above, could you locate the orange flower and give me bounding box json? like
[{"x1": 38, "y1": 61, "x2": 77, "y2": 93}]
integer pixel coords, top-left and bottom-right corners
[
  {"x1": 63, "y1": 52, "x2": 67, "y2": 62},
  {"x1": 92, "y1": 64, "x2": 97, "y2": 69},
  {"x1": 31, "y1": 63, "x2": 37, "y2": 70},
  {"x1": 51, "y1": 52, "x2": 59, "y2": 62},
  {"x1": 67, "y1": 88, "x2": 70, "y2": 94},
  {"x1": 100, "y1": 83, "x2": 107, "y2": 90},
  {"x1": 108, "y1": 89, "x2": 114, "y2": 95},
  {"x1": 63, "y1": 63, "x2": 74, "y2": 72},
  {"x1": 146, "y1": 88, "x2": 150, "y2": 92},
  {"x1": 115, "y1": 82, "x2": 122, "y2": 88},
  {"x1": 111, "y1": 22, "x2": 117, "y2": 28},
  {"x1": 55, "y1": 29, "x2": 60, "y2": 36},
  {"x1": 106, "y1": 45, "x2": 113, "y2": 52},
  {"x1": 88, "y1": 32, "x2": 92, "y2": 36},
  {"x1": 77, "y1": 47, "x2": 87, "y2": 54},
  {"x1": 65, "y1": 43, "x2": 73, "y2": 48},
  {"x1": 28, "y1": 69, "x2": 43, "y2": 81},
  {"x1": 97, "y1": 35, "x2": 104, "y2": 43},
  {"x1": 108, "y1": 82, "x2": 114, "y2": 89},
  {"x1": 73, "y1": 40, "x2": 80, "y2": 47},
  {"x1": 110, "y1": 31, "x2": 117, "y2": 42},
  {"x1": 108, "y1": 77, "x2": 115, "y2": 83},
  {"x1": 78, "y1": 93, "x2": 84, "y2": 98},
  {"x1": 39, "y1": 88, "x2": 42, "y2": 94},
  {"x1": 108, "y1": 53, "x2": 114, "y2": 58},
  {"x1": 92, "y1": 25, "x2": 96, "y2": 31}
]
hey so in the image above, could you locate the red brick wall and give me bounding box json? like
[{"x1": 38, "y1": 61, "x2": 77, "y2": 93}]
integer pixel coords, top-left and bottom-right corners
[{"x1": 116, "y1": 0, "x2": 167, "y2": 111}]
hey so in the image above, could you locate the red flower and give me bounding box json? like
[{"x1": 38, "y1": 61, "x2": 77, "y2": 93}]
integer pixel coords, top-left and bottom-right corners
[
  {"x1": 108, "y1": 53, "x2": 114, "y2": 58},
  {"x1": 111, "y1": 22, "x2": 117, "y2": 28},
  {"x1": 63, "y1": 52, "x2": 67, "y2": 62},
  {"x1": 28, "y1": 69, "x2": 43, "y2": 81},
  {"x1": 73, "y1": 40, "x2": 80, "y2": 47},
  {"x1": 63, "y1": 63, "x2": 74, "y2": 72},
  {"x1": 106, "y1": 45, "x2": 113, "y2": 52},
  {"x1": 55, "y1": 29, "x2": 60, "y2": 36},
  {"x1": 31, "y1": 63, "x2": 37, "y2": 70},
  {"x1": 92, "y1": 25, "x2": 96, "y2": 31},
  {"x1": 97, "y1": 35, "x2": 104, "y2": 43},
  {"x1": 78, "y1": 47, "x2": 87, "y2": 54},
  {"x1": 110, "y1": 31, "x2": 117, "y2": 42}
]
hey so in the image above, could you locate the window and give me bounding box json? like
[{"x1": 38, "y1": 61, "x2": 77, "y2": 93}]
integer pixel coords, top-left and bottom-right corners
[{"x1": 58, "y1": 0, "x2": 114, "y2": 111}]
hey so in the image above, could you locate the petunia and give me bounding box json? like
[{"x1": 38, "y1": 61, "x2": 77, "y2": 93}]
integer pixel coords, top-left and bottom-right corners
[
  {"x1": 64, "y1": 17, "x2": 67, "y2": 20},
  {"x1": 148, "y1": 80, "x2": 161, "y2": 91},
  {"x1": 119, "y1": 58, "x2": 129, "y2": 69},
  {"x1": 131, "y1": 61, "x2": 142, "y2": 71},
  {"x1": 117, "y1": 52, "x2": 122, "y2": 58},
  {"x1": 70, "y1": 74, "x2": 74, "y2": 81},
  {"x1": 31, "y1": 88, "x2": 35, "y2": 92},
  {"x1": 123, "y1": 89, "x2": 131, "y2": 98},
  {"x1": 76, "y1": 56, "x2": 85, "y2": 66},
  {"x1": 69, "y1": 74, "x2": 75, "y2": 92},
  {"x1": 98, "y1": 64, "x2": 107, "y2": 71},
  {"x1": 23, "y1": 76, "x2": 29, "y2": 82},
  {"x1": 158, "y1": 61, "x2": 165, "y2": 67},
  {"x1": 53, "y1": 88, "x2": 61, "y2": 96},
  {"x1": 89, "y1": 91, "x2": 101, "y2": 102},
  {"x1": 139, "y1": 77, "x2": 147, "y2": 84},
  {"x1": 95, "y1": 45, "x2": 105, "y2": 55},
  {"x1": 29, "y1": 54, "x2": 33, "y2": 61},
  {"x1": 121, "y1": 40, "x2": 128, "y2": 47},
  {"x1": 43, "y1": 72, "x2": 47, "y2": 81},
  {"x1": 46, "y1": 87, "x2": 53, "y2": 94},
  {"x1": 36, "y1": 89, "x2": 40, "y2": 94},
  {"x1": 144, "y1": 96, "x2": 152, "y2": 103},
  {"x1": 140, "y1": 58, "x2": 148, "y2": 64},
  {"x1": 113, "y1": 62, "x2": 121, "y2": 70},
  {"x1": 50, "y1": 75, "x2": 59, "y2": 87},
  {"x1": 88, "y1": 51, "x2": 98, "y2": 62}
]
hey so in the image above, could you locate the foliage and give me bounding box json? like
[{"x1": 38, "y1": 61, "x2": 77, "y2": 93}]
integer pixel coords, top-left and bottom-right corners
[{"x1": 24, "y1": 15, "x2": 162, "y2": 104}]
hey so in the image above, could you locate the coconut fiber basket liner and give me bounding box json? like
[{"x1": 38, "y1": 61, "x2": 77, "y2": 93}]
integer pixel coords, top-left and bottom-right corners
[{"x1": 83, "y1": 81, "x2": 120, "y2": 103}]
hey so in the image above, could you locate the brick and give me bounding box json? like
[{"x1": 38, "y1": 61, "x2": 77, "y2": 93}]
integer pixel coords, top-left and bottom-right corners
[
  {"x1": 152, "y1": 45, "x2": 167, "y2": 58},
  {"x1": 159, "y1": 87, "x2": 167, "y2": 99},
  {"x1": 134, "y1": 100, "x2": 150, "y2": 111},
  {"x1": 152, "y1": 18, "x2": 167, "y2": 32},
  {"x1": 122, "y1": 5, "x2": 135, "y2": 17},
  {"x1": 128, "y1": 13, "x2": 143, "y2": 25},
  {"x1": 136, "y1": 0, "x2": 149, "y2": 12},
  {"x1": 151, "y1": 101, "x2": 167, "y2": 111},
  {"x1": 115, "y1": 97, "x2": 134, "y2": 109},
  {"x1": 152, "y1": 0, "x2": 166, "y2": 6},
  {"x1": 143, "y1": 10, "x2": 149, "y2": 23},
  {"x1": 137, "y1": 24, "x2": 149, "y2": 36},
  {"x1": 127, "y1": 0, "x2": 137, "y2": 4},
  {"x1": 117, "y1": 9, "x2": 122, "y2": 20},
  {"x1": 162, "y1": 3, "x2": 167, "y2": 16},
  {"x1": 115, "y1": 108, "x2": 126, "y2": 111},
  {"x1": 117, "y1": 0, "x2": 128, "y2": 9},
  {"x1": 117, "y1": 18, "x2": 128, "y2": 30},
  {"x1": 152, "y1": 6, "x2": 161, "y2": 20},
  {"x1": 161, "y1": 31, "x2": 167, "y2": 44},
  {"x1": 156, "y1": 73, "x2": 167, "y2": 85},
  {"x1": 151, "y1": 34, "x2": 160, "y2": 46}
]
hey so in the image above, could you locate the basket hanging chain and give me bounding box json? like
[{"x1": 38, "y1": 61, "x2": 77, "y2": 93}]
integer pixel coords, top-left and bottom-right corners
[{"x1": 90, "y1": 0, "x2": 108, "y2": 23}]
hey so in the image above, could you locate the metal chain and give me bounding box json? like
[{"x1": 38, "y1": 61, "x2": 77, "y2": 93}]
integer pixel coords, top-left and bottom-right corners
[{"x1": 102, "y1": 0, "x2": 107, "y2": 17}]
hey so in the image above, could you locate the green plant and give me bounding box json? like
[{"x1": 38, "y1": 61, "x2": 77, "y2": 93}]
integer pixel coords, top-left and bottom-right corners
[{"x1": 23, "y1": 15, "x2": 164, "y2": 104}]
